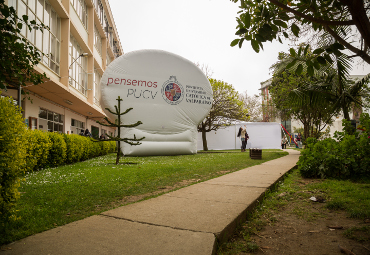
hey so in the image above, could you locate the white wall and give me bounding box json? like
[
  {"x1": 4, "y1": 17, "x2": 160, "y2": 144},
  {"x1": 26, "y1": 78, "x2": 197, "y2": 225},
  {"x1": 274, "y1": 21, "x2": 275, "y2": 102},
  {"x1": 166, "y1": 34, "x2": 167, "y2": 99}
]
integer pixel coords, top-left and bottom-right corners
[{"x1": 197, "y1": 122, "x2": 281, "y2": 150}]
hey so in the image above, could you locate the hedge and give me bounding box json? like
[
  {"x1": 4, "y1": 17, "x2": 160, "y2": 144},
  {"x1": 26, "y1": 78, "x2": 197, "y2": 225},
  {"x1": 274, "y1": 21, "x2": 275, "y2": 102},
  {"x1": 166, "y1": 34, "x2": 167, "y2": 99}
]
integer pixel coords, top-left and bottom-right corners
[
  {"x1": 298, "y1": 113, "x2": 370, "y2": 179},
  {"x1": 0, "y1": 96, "x2": 27, "y2": 224}
]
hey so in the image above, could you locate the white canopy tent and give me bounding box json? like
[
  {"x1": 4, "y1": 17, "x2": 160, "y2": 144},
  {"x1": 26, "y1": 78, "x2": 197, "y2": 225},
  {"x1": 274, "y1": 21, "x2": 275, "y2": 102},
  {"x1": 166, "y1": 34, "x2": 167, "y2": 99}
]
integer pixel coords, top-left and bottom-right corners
[{"x1": 197, "y1": 122, "x2": 281, "y2": 150}]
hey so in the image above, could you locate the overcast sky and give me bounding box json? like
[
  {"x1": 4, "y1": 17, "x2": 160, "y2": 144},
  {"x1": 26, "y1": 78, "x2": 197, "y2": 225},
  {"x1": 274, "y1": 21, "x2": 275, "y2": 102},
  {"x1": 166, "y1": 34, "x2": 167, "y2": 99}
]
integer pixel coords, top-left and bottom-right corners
[{"x1": 109, "y1": 0, "x2": 370, "y2": 97}]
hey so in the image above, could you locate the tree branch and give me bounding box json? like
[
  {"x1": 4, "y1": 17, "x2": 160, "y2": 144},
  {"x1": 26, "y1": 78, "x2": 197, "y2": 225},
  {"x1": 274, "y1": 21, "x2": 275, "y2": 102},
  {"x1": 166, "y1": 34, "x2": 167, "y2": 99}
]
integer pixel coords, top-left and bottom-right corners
[{"x1": 268, "y1": 0, "x2": 355, "y2": 26}]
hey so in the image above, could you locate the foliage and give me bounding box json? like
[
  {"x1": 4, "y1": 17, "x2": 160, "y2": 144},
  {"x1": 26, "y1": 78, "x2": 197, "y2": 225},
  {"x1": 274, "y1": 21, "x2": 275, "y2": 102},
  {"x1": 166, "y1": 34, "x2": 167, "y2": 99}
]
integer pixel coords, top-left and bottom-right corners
[
  {"x1": 239, "y1": 91, "x2": 263, "y2": 122},
  {"x1": 198, "y1": 78, "x2": 248, "y2": 150},
  {"x1": 1, "y1": 150, "x2": 287, "y2": 245},
  {"x1": 273, "y1": 45, "x2": 370, "y2": 123},
  {"x1": 230, "y1": 0, "x2": 370, "y2": 65},
  {"x1": 269, "y1": 59, "x2": 337, "y2": 139},
  {"x1": 46, "y1": 132, "x2": 67, "y2": 168},
  {"x1": 0, "y1": 96, "x2": 27, "y2": 226},
  {"x1": 298, "y1": 113, "x2": 370, "y2": 179},
  {"x1": 96, "y1": 96, "x2": 144, "y2": 164},
  {"x1": 24, "y1": 129, "x2": 51, "y2": 172},
  {"x1": 0, "y1": 0, "x2": 47, "y2": 91}
]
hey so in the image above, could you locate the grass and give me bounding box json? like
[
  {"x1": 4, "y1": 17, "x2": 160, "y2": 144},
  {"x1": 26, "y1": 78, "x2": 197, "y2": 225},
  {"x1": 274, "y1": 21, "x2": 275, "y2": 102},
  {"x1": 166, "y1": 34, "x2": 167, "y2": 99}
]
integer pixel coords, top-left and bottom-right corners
[
  {"x1": 217, "y1": 169, "x2": 370, "y2": 254},
  {"x1": 1, "y1": 149, "x2": 287, "y2": 245}
]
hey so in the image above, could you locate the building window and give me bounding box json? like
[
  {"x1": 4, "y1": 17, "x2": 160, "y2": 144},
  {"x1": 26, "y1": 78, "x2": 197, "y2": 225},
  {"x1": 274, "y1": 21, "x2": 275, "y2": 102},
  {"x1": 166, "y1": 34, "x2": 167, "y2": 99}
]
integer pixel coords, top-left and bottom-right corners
[
  {"x1": 93, "y1": 0, "x2": 105, "y2": 28},
  {"x1": 94, "y1": 24, "x2": 102, "y2": 56},
  {"x1": 9, "y1": 0, "x2": 61, "y2": 74},
  {"x1": 71, "y1": 0, "x2": 88, "y2": 30},
  {"x1": 69, "y1": 35, "x2": 88, "y2": 95},
  {"x1": 93, "y1": 70, "x2": 101, "y2": 105},
  {"x1": 71, "y1": 118, "x2": 85, "y2": 134},
  {"x1": 38, "y1": 108, "x2": 64, "y2": 132}
]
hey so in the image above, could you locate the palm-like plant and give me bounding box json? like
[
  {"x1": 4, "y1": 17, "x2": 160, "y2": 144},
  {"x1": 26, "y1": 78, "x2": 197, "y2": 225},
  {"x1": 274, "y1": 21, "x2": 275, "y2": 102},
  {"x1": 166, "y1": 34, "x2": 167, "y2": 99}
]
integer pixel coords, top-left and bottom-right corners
[{"x1": 273, "y1": 44, "x2": 370, "y2": 124}]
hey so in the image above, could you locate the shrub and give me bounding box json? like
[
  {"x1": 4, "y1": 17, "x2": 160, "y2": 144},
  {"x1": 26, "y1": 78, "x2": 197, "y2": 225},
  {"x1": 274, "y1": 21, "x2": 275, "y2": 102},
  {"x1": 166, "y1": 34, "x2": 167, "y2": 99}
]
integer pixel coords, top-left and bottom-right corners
[
  {"x1": 0, "y1": 96, "x2": 27, "y2": 224},
  {"x1": 24, "y1": 129, "x2": 51, "y2": 172},
  {"x1": 298, "y1": 113, "x2": 370, "y2": 179},
  {"x1": 47, "y1": 132, "x2": 67, "y2": 167}
]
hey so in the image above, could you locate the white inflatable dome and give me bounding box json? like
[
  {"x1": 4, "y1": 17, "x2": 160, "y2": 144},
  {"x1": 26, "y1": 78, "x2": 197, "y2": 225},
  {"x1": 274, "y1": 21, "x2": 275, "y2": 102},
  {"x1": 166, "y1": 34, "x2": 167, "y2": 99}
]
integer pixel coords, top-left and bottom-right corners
[{"x1": 100, "y1": 49, "x2": 213, "y2": 156}]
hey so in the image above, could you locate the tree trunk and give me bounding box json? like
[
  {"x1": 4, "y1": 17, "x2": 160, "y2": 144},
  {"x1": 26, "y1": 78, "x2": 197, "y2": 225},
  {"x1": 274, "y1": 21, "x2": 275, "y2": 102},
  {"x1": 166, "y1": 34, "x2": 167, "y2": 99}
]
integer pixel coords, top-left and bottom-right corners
[{"x1": 202, "y1": 129, "x2": 208, "y2": 151}]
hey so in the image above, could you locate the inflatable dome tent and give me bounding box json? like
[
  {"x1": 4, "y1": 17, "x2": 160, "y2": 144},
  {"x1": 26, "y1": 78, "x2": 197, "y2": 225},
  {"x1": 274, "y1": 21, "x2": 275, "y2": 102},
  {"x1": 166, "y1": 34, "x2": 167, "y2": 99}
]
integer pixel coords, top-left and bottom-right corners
[{"x1": 100, "y1": 49, "x2": 213, "y2": 156}]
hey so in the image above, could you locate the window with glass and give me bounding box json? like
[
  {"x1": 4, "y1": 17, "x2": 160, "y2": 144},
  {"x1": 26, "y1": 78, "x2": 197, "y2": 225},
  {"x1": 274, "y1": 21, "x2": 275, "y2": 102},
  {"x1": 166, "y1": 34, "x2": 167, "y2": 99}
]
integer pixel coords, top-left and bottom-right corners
[
  {"x1": 9, "y1": 0, "x2": 61, "y2": 74},
  {"x1": 71, "y1": 0, "x2": 88, "y2": 30},
  {"x1": 38, "y1": 108, "x2": 64, "y2": 132},
  {"x1": 94, "y1": 24, "x2": 102, "y2": 56},
  {"x1": 69, "y1": 35, "x2": 88, "y2": 95},
  {"x1": 71, "y1": 118, "x2": 85, "y2": 134}
]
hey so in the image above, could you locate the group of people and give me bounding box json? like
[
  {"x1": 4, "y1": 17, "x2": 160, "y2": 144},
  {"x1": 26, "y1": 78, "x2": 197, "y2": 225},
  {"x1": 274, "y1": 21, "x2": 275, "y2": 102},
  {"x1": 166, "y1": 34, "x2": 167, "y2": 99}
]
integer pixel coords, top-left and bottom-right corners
[
  {"x1": 281, "y1": 133, "x2": 302, "y2": 149},
  {"x1": 79, "y1": 129, "x2": 92, "y2": 137},
  {"x1": 237, "y1": 125, "x2": 249, "y2": 152},
  {"x1": 79, "y1": 129, "x2": 108, "y2": 140}
]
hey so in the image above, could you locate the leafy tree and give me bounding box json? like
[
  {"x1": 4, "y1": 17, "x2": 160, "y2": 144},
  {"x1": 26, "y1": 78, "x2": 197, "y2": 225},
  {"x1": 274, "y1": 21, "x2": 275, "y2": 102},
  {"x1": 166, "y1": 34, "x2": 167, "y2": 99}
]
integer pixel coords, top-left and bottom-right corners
[
  {"x1": 270, "y1": 69, "x2": 337, "y2": 139},
  {"x1": 0, "y1": 0, "x2": 47, "y2": 94},
  {"x1": 230, "y1": 0, "x2": 370, "y2": 66},
  {"x1": 198, "y1": 78, "x2": 248, "y2": 151},
  {"x1": 273, "y1": 45, "x2": 370, "y2": 124},
  {"x1": 239, "y1": 91, "x2": 263, "y2": 122},
  {"x1": 96, "y1": 96, "x2": 144, "y2": 164}
]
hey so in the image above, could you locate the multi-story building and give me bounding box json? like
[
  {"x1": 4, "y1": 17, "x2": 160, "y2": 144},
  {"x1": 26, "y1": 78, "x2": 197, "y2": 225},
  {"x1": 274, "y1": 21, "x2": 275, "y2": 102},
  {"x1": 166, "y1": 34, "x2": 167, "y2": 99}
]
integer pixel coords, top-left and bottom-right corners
[{"x1": 2, "y1": 0, "x2": 123, "y2": 138}]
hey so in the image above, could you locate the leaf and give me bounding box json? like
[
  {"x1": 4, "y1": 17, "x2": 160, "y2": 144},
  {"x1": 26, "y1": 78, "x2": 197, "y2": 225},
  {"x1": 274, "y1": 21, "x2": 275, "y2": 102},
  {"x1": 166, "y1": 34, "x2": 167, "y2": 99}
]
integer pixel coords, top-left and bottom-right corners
[
  {"x1": 235, "y1": 28, "x2": 248, "y2": 35},
  {"x1": 286, "y1": 59, "x2": 297, "y2": 69},
  {"x1": 307, "y1": 65, "x2": 314, "y2": 76},
  {"x1": 243, "y1": 12, "x2": 251, "y2": 28},
  {"x1": 238, "y1": 38, "x2": 244, "y2": 48},
  {"x1": 273, "y1": 20, "x2": 288, "y2": 28},
  {"x1": 255, "y1": 34, "x2": 265, "y2": 42},
  {"x1": 278, "y1": 36, "x2": 282, "y2": 43},
  {"x1": 289, "y1": 48, "x2": 296, "y2": 57},
  {"x1": 313, "y1": 48, "x2": 325, "y2": 55},
  {"x1": 317, "y1": 56, "x2": 326, "y2": 65},
  {"x1": 230, "y1": 39, "x2": 240, "y2": 47},
  {"x1": 304, "y1": 45, "x2": 309, "y2": 56},
  {"x1": 291, "y1": 23, "x2": 300, "y2": 37},
  {"x1": 295, "y1": 64, "x2": 303, "y2": 75},
  {"x1": 283, "y1": 32, "x2": 289, "y2": 38},
  {"x1": 251, "y1": 39, "x2": 260, "y2": 53}
]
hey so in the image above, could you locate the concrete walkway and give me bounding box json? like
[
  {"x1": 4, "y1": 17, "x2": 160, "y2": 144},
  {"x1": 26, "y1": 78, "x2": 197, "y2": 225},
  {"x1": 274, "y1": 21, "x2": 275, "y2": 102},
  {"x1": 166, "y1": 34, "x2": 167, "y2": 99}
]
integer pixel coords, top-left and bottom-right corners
[{"x1": 2, "y1": 149, "x2": 300, "y2": 255}]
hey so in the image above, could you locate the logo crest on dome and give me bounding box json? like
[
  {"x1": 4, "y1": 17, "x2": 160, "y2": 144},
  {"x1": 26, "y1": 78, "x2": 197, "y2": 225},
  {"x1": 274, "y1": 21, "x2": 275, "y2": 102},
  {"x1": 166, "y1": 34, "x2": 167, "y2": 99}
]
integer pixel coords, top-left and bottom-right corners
[{"x1": 161, "y1": 76, "x2": 184, "y2": 105}]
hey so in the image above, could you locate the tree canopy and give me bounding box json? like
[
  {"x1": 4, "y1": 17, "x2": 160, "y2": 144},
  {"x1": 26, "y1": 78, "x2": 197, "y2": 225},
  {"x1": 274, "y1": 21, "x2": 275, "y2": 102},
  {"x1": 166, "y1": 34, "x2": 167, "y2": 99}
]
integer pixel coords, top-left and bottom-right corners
[
  {"x1": 0, "y1": 0, "x2": 47, "y2": 92},
  {"x1": 239, "y1": 91, "x2": 263, "y2": 122},
  {"x1": 198, "y1": 78, "x2": 247, "y2": 151},
  {"x1": 230, "y1": 0, "x2": 370, "y2": 65}
]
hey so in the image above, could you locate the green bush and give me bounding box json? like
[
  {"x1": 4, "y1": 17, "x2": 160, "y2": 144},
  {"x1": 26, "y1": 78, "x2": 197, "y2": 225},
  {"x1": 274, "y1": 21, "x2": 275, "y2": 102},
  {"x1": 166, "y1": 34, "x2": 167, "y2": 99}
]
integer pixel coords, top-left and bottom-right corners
[
  {"x1": 0, "y1": 96, "x2": 27, "y2": 224},
  {"x1": 24, "y1": 129, "x2": 51, "y2": 172},
  {"x1": 47, "y1": 132, "x2": 67, "y2": 167},
  {"x1": 298, "y1": 113, "x2": 370, "y2": 179}
]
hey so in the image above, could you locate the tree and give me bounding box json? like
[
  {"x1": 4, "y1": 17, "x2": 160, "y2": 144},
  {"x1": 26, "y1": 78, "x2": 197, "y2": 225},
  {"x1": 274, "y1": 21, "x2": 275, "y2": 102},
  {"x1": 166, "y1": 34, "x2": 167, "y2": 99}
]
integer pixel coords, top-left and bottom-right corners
[
  {"x1": 273, "y1": 45, "x2": 370, "y2": 125},
  {"x1": 198, "y1": 78, "x2": 248, "y2": 151},
  {"x1": 239, "y1": 91, "x2": 263, "y2": 122},
  {"x1": 230, "y1": 0, "x2": 370, "y2": 66},
  {"x1": 0, "y1": 0, "x2": 47, "y2": 95},
  {"x1": 96, "y1": 96, "x2": 144, "y2": 164},
  {"x1": 270, "y1": 69, "x2": 338, "y2": 139}
]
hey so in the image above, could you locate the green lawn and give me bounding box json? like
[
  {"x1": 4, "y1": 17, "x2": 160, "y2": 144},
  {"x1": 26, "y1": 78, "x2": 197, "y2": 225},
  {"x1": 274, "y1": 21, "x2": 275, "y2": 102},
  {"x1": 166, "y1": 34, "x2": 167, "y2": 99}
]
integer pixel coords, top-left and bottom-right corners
[{"x1": 2, "y1": 149, "x2": 288, "y2": 245}]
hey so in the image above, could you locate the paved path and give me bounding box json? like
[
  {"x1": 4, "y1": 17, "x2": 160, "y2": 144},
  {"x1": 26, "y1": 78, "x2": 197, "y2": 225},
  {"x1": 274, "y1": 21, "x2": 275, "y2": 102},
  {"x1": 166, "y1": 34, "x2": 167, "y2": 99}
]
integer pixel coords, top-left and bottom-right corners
[{"x1": 2, "y1": 149, "x2": 300, "y2": 255}]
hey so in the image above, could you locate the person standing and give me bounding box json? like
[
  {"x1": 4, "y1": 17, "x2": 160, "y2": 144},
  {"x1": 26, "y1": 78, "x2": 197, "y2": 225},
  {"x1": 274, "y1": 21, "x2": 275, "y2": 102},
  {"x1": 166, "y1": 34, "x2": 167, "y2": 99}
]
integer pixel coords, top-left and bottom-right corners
[
  {"x1": 281, "y1": 136, "x2": 288, "y2": 149},
  {"x1": 240, "y1": 125, "x2": 247, "y2": 152},
  {"x1": 297, "y1": 133, "x2": 302, "y2": 148}
]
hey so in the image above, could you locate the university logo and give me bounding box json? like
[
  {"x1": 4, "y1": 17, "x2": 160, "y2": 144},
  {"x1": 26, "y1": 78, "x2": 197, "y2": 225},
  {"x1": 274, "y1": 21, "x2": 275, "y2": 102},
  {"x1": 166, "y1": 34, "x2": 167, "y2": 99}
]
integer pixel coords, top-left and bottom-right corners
[{"x1": 161, "y1": 76, "x2": 184, "y2": 105}]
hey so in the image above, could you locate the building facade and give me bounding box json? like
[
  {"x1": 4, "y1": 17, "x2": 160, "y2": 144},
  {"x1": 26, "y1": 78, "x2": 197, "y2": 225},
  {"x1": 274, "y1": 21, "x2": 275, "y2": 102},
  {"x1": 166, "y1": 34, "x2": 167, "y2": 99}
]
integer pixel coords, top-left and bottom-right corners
[{"x1": 2, "y1": 0, "x2": 123, "y2": 138}]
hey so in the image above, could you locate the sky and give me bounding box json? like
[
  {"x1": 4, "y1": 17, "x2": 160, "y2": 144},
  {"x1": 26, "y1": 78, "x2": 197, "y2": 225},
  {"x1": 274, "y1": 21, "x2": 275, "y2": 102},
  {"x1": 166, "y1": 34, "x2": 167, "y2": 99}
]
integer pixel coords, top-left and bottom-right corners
[{"x1": 108, "y1": 0, "x2": 370, "y2": 97}]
